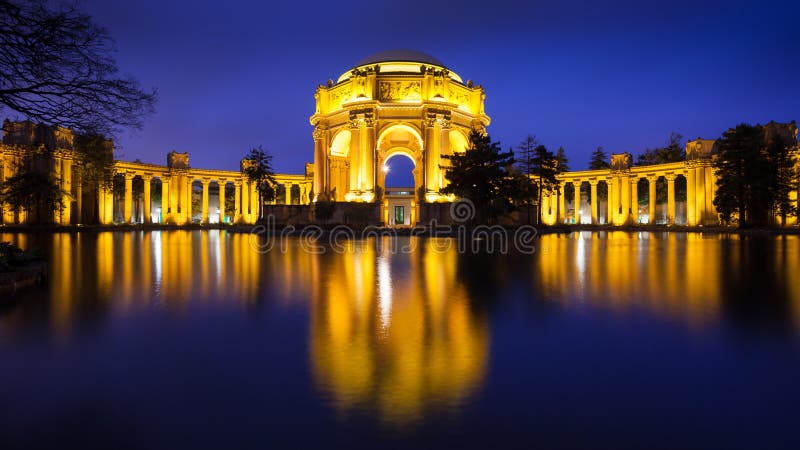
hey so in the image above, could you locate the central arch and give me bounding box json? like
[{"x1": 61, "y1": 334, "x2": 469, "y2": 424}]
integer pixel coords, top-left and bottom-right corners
[{"x1": 379, "y1": 151, "x2": 419, "y2": 226}]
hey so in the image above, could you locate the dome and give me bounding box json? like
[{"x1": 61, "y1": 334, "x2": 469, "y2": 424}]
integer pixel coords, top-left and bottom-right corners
[
  {"x1": 355, "y1": 49, "x2": 447, "y2": 68},
  {"x1": 337, "y1": 50, "x2": 462, "y2": 84}
]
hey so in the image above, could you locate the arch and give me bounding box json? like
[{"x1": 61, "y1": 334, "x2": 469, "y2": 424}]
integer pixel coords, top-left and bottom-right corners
[
  {"x1": 675, "y1": 174, "x2": 687, "y2": 225},
  {"x1": 382, "y1": 147, "x2": 417, "y2": 167},
  {"x1": 383, "y1": 152, "x2": 416, "y2": 187},
  {"x1": 597, "y1": 180, "x2": 609, "y2": 224},
  {"x1": 637, "y1": 177, "x2": 650, "y2": 224},
  {"x1": 449, "y1": 129, "x2": 468, "y2": 153},
  {"x1": 376, "y1": 123, "x2": 424, "y2": 152},
  {"x1": 330, "y1": 129, "x2": 351, "y2": 157}
]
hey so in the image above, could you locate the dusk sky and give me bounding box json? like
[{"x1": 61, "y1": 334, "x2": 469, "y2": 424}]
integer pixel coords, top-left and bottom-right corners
[{"x1": 82, "y1": 0, "x2": 799, "y2": 176}]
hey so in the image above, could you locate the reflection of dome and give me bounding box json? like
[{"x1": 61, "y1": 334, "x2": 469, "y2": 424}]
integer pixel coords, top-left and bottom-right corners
[
  {"x1": 355, "y1": 49, "x2": 447, "y2": 68},
  {"x1": 337, "y1": 49, "x2": 463, "y2": 84}
]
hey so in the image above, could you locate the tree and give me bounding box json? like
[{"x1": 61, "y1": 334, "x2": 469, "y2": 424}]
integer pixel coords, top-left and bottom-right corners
[
  {"x1": 515, "y1": 135, "x2": 539, "y2": 224},
  {"x1": 242, "y1": 145, "x2": 277, "y2": 223},
  {"x1": 441, "y1": 130, "x2": 515, "y2": 223},
  {"x1": 589, "y1": 147, "x2": 610, "y2": 170},
  {"x1": 530, "y1": 145, "x2": 560, "y2": 225},
  {"x1": 636, "y1": 132, "x2": 685, "y2": 166},
  {"x1": 0, "y1": 0, "x2": 156, "y2": 137},
  {"x1": 73, "y1": 133, "x2": 115, "y2": 224},
  {"x1": 713, "y1": 122, "x2": 798, "y2": 227},
  {"x1": 0, "y1": 151, "x2": 67, "y2": 224},
  {"x1": 555, "y1": 146, "x2": 570, "y2": 172}
]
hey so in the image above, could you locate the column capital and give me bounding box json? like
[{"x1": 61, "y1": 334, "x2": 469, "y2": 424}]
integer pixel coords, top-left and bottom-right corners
[
  {"x1": 665, "y1": 174, "x2": 678, "y2": 182},
  {"x1": 588, "y1": 179, "x2": 599, "y2": 186}
]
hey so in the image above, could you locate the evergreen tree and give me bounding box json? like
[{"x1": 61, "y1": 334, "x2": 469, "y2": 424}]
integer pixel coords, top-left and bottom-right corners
[
  {"x1": 635, "y1": 132, "x2": 685, "y2": 166},
  {"x1": 441, "y1": 130, "x2": 515, "y2": 223},
  {"x1": 242, "y1": 145, "x2": 277, "y2": 223},
  {"x1": 74, "y1": 133, "x2": 115, "y2": 224},
  {"x1": 713, "y1": 122, "x2": 798, "y2": 227},
  {"x1": 588, "y1": 147, "x2": 610, "y2": 210},
  {"x1": 514, "y1": 135, "x2": 539, "y2": 224},
  {"x1": 588, "y1": 147, "x2": 610, "y2": 170},
  {"x1": 0, "y1": 151, "x2": 67, "y2": 224},
  {"x1": 530, "y1": 144, "x2": 559, "y2": 225},
  {"x1": 555, "y1": 146, "x2": 570, "y2": 172}
]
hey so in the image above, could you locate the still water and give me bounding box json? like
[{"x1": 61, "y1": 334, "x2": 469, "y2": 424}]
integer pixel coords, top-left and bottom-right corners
[{"x1": 1, "y1": 231, "x2": 799, "y2": 449}]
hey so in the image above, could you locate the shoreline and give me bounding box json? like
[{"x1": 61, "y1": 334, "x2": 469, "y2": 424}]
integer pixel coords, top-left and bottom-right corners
[{"x1": 1, "y1": 223, "x2": 799, "y2": 236}]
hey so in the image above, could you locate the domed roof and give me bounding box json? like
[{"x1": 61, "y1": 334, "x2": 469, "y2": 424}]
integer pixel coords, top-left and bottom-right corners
[{"x1": 355, "y1": 49, "x2": 447, "y2": 68}]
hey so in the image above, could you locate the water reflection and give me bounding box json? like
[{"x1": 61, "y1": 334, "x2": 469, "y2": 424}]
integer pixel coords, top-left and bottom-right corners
[
  {"x1": 307, "y1": 238, "x2": 489, "y2": 426},
  {"x1": 1, "y1": 230, "x2": 800, "y2": 429}
]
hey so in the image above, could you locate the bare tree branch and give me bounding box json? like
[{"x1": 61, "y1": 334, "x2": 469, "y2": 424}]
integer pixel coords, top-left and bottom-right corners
[{"x1": 0, "y1": 0, "x2": 156, "y2": 137}]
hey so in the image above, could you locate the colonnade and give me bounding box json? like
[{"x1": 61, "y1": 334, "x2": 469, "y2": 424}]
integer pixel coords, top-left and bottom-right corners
[
  {"x1": 108, "y1": 160, "x2": 313, "y2": 225},
  {"x1": 540, "y1": 142, "x2": 799, "y2": 226}
]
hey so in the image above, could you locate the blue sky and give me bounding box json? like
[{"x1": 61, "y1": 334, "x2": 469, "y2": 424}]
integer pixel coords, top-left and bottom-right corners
[{"x1": 82, "y1": 0, "x2": 799, "y2": 177}]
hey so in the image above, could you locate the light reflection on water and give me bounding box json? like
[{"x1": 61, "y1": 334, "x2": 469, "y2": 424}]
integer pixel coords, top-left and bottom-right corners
[{"x1": 1, "y1": 230, "x2": 800, "y2": 447}]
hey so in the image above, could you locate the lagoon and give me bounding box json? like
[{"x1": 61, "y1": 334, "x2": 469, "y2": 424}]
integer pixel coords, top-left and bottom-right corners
[{"x1": 1, "y1": 231, "x2": 799, "y2": 449}]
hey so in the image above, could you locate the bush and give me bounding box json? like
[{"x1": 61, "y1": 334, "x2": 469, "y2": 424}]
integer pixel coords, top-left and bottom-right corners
[
  {"x1": 0, "y1": 242, "x2": 41, "y2": 272},
  {"x1": 314, "y1": 201, "x2": 336, "y2": 223}
]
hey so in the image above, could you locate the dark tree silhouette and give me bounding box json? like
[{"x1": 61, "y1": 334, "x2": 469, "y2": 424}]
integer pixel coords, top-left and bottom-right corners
[
  {"x1": 635, "y1": 133, "x2": 685, "y2": 166},
  {"x1": 713, "y1": 122, "x2": 798, "y2": 227},
  {"x1": 0, "y1": 151, "x2": 67, "y2": 223},
  {"x1": 0, "y1": 0, "x2": 156, "y2": 136},
  {"x1": 242, "y1": 145, "x2": 277, "y2": 222},
  {"x1": 588, "y1": 147, "x2": 610, "y2": 170},
  {"x1": 441, "y1": 130, "x2": 515, "y2": 223}
]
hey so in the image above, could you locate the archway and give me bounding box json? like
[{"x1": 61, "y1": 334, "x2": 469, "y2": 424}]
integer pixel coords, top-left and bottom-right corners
[
  {"x1": 597, "y1": 180, "x2": 609, "y2": 224},
  {"x1": 675, "y1": 174, "x2": 687, "y2": 225},
  {"x1": 380, "y1": 152, "x2": 417, "y2": 226},
  {"x1": 637, "y1": 178, "x2": 649, "y2": 224}
]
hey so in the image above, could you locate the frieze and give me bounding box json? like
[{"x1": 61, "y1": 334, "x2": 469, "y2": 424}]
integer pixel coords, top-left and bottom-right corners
[{"x1": 379, "y1": 81, "x2": 421, "y2": 102}]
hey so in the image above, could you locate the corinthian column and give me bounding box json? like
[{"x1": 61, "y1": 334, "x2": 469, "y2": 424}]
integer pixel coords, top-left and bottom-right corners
[{"x1": 666, "y1": 174, "x2": 677, "y2": 225}]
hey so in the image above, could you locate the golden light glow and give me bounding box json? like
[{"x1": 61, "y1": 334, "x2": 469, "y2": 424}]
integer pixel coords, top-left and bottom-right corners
[{"x1": 308, "y1": 238, "x2": 489, "y2": 426}]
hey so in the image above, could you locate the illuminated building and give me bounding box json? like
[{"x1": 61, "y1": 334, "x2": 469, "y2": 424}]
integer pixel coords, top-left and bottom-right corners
[
  {"x1": 310, "y1": 50, "x2": 491, "y2": 224},
  {"x1": 0, "y1": 120, "x2": 313, "y2": 225}
]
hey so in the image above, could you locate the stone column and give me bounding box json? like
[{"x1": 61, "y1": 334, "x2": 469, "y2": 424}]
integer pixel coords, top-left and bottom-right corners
[
  {"x1": 124, "y1": 172, "x2": 134, "y2": 224},
  {"x1": 606, "y1": 180, "x2": 614, "y2": 225},
  {"x1": 631, "y1": 177, "x2": 640, "y2": 224},
  {"x1": 162, "y1": 178, "x2": 171, "y2": 223},
  {"x1": 590, "y1": 181, "x2": 598, "y2": 224},
  {"x1": 186, "y1": 178, "x2": 193, "y2": 224},
  {"x1": 285, "y1": 183, "x2": 292, "y2": 205},
  {"x1": 424, "y1": 117, "x2": 437, "y2": 194},
  {"x1": 686, "y1": 167, "x2": 697, "y2": 226},
  {"x1": 557, "y1": 181, "x2": 566, "y2": 224},
  {"x1": 666, "y1": 175, "x2": 677, "y2": 225},
  {"x1": 695, "y1": 166, "x2": 706, "y2": 225},
  {"x1": 573, "y1": 181, "x2": 581, "y2": 224},
  {"x1": 234, "y1": 181, "x2": 242, "y2": 223},
  {"x1": 61, "y1": 159, "x2": 73, "y2": 225},
  {"x1": 143, "y1": 176, "x2": 152, "y2": 224},
  {"x1": 620, "y1": 176, "x2": 630, "y2": 224},
  {"x1": 608, "y1": 177, "x2": 618, "y2": 225},
  {"x1": 364, "y1": 121, "x2": 375, "y2": 193},
  {"x1": 313, "y1": 127, "x2": 325, "y2": 200},
  {"x1": 648, "y1": 177, "x2": 656, "y2": 224},
  {"x1": 201, "y1": 179, "x2": 210, "y2": 224},
  {"x1": 241, "y1": 181, "x2": 249, "y2": 222},
  {"x1": 250, "y1": 182, "x2": 259, "y2": 223},
  {"x1": 75, "y1": 177, "x2": 83, "y2": 225},
  {"x1": 218, "y1": 181, "x2": 227, "y2": 223},
  {"x1": 348, "y1": 124, "x2": 361, "y2": 194}
]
